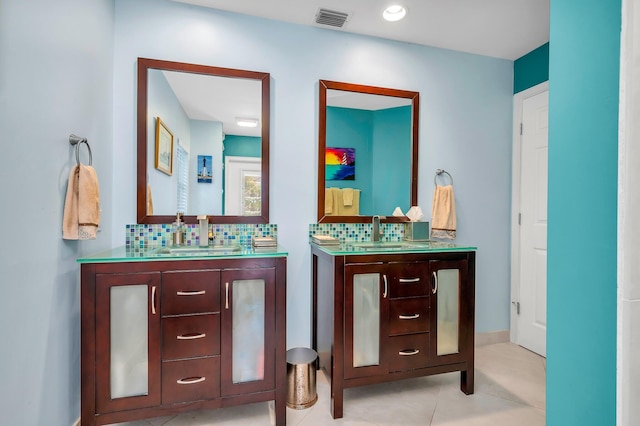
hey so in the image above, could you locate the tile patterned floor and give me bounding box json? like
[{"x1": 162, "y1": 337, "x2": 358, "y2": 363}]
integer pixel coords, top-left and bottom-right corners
[{"x1": 113, "y1": 342, "x2": 546, "y2": 426}]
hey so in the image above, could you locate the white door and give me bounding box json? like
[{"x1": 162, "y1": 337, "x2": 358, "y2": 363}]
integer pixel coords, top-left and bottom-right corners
[
  {"x1": 224, "y1": 156, "x2": 261, "y2": 215},
  {"x1": 511, "y1": 84, "x2": 548, "y2": 357}
]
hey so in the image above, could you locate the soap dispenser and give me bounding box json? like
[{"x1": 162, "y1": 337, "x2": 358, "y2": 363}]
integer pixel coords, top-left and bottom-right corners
[{"x1": 172, "y1": 212, "x2": 185, "y2": 246}]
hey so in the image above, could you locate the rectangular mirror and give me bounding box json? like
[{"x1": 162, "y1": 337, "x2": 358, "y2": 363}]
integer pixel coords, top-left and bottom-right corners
[
  {"x1": 318, "y1": 80, "x2": 419, "y2": 223},
  {"x1": 137, "y1": 58, "x2": 270, "y2": 224}
]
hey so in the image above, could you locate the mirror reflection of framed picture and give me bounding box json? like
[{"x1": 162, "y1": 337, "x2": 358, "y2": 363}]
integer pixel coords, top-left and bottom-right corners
[{"x1": 155, "y1": 117, "x2": 173, "y2": 175}]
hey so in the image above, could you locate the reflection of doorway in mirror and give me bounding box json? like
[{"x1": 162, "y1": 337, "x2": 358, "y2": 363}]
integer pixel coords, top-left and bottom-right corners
[
  {"x1": 197, "y1": 155, "x2": 213, "y2": 183},
  {"x1": 225, "y1": 156, "x2": 261, "y2": 215}
]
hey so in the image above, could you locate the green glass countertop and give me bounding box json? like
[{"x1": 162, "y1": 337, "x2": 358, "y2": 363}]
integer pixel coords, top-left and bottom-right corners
[
  {"x1": 310, "y1": 240, "x2": 476, "y2": 255},
  {"x1": 77, "y1": 245, "x2": 288, "y2": 264}
]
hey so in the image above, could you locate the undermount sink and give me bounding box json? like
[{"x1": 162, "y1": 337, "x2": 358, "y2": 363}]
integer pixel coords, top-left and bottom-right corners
[
  {"x1": 154, "y1": 245, "x2": 242, "y2": 256},
  {"x1": 350, "y1": 241, "x2": 428, "y2": 251}
]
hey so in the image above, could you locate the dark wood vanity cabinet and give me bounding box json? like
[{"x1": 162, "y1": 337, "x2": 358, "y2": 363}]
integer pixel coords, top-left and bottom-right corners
[
  {"x1": 311, "y1": 247, "x2": 475, "y2": 419},
  {"x1": 81, "y1": 256, "x2": 286, "y2": 426}
]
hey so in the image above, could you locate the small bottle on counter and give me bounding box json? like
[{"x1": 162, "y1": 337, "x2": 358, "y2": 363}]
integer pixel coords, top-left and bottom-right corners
[{"x1": 172, "y1": 212, "x2": 186, "y2": 246}]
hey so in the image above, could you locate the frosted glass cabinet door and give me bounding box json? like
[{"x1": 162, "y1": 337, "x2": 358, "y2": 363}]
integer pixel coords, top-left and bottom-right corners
[
  {"x1": 429, "y1": 259, "x2": 469, "y2": 365},
  {"x1": 344, "y1": 264, "x2": 388, "y2": 379},
  {"x1": 95, "y1": 272, "x2": 161, "y2": 413},
  {"x1": 221, "y1": 268, "x2": 276, "y2": 396}
]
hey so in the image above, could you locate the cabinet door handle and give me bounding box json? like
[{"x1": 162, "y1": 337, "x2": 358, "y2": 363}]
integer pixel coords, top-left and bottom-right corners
[
  {"x1": 432, "y1": 271, "x2": 438, "y2": 294},
  {"x1": 383, "y1": 274, "x2": 388, "y2": 298},
  {"x1": 399, "y1": 349, "x2": 420, "y2": 356},
  {"x1": 399, "y1": 314, "x2": 420, "y2": 320},
  {"x1": 177, "y1": 376, "x2": 206, "y2": 385},
  {"x1": 176, "y1": 290, "x2": 206, "y2": 296},
  {"x1": 225, "y1": 282, "x2": 229, "y2": 309},
  {"x1": 399, "y1": 278, "x2": 420, "y2": 283},
  {"x1": 151, "y1": 286, "x2": 157, "y2": 315},
  {"x1": 177, "y1": 333, "x2": 206, "y2": 340}
]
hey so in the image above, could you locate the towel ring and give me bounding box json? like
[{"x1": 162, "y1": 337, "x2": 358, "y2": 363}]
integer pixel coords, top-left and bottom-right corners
[
  {"x1": 434, "y1": 168, "x2": 453, "y2": 186},
  {"x1": 69, "y1": 134, "x2": 92, "y2": 166}
]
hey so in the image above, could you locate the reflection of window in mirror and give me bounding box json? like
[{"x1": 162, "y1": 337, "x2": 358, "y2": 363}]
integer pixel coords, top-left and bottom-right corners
[{"x1": 137, "y1": 57, "x2": 270, "y2": 224}]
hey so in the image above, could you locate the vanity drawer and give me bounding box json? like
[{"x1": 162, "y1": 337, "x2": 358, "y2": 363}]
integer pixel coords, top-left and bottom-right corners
[
  {"x1": 387, "y1": 333, "x2": 430, "y2": 372},
  {"x1": 388, "y1": 263, "x2": 430, "y2": 298},
  {"x1": 162, "y1": 357, "x2": 220, "y2": 405},
  {"x1": 389, "y1": 297, "x2": 429, "y2": 335},
  {"x1": 162, "y1": 314, "x2": 220, "y2": 360},
  {"x1": 162, "y1": 270, "x2": 220, "y2": 315}
]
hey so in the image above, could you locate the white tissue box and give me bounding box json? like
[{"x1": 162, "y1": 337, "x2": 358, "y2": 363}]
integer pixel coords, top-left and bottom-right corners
[{"x1": 404, "y1": 221, "x2": 430, "y2": 241}]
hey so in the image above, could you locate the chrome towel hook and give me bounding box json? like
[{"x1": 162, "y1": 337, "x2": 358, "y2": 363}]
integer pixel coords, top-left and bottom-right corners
[
  {"x1": 434, "y1": 168, "x2": 453, "y2": 186},
  {"x1": 69, "y1": 134, "x2": 92, "y2": 166}
]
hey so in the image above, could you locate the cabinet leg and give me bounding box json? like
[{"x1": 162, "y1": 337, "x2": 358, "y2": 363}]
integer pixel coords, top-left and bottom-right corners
[
  {"x1": 461, "y1": 368, "x2": 475, "y2": 395},
  {"x1": 330, "y1": 380, "x2": 344, "y2": 418}
]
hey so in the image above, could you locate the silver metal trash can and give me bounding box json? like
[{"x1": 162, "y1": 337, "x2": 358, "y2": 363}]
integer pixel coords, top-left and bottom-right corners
[{"x1": 286, "y1": 347, "x2": 318, "y2": 409}]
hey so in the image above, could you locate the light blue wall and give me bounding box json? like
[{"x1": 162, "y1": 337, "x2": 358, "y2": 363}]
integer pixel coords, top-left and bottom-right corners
[
  {"x1": 190, "y1": 120, "x2": 223, "y2": 214},
  {"x1": 112, "y1": 0, "x2": 514, "y2": 345},
  {"x1": 0, "y1": 1, "x2": 114, "y2": 425},
  {"x1": 547, "y1": 0, "x2": 619, "y2": 424}
]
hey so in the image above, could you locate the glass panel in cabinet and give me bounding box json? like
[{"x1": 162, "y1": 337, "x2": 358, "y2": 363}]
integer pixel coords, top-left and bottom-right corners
[
  {"x1": 436, "y1": 269, "x2": 459, "y2": 356},
  {"x1": 353, "y1": 273, "x2": 380, "y2": 367},
  {"x1": 232, "y1": 278, "x2": 265, "y2": 383},
  {"x1": 110, "y1": 284, "x2": 148, "y2": 398}
]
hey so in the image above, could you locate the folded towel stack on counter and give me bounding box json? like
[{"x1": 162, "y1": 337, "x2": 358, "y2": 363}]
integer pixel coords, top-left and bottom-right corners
[
  {"x1": 311, "y1": 234, "x2": 340, "y2": 245},
  {"x1": 253, "y1": 236, "x2": 277, "y2": 248}
]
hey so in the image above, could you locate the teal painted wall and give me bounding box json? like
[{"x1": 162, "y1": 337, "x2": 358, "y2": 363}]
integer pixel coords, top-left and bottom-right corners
[
  {"x1": 326, "y1": 106, "x2": 374, "y2": 214},
  {"x1": 223, "y1": 134, "x2": 261, "y2": 158},
  {"x1": 547, "y1": 1, "x2": 619, "y2": 425},
  {"x1": 372, "y1": 106, "x2": 412, "y2": 214},
  {"x1": 514, "y1": 43, "x2": 549, "y2": 94},
  {"x1": 327, "y1": 105, "x2": 412, "y2": 215}
]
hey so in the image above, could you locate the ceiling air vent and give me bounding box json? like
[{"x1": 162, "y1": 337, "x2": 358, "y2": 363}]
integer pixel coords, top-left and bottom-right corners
[{"x1": 315, "y1": 8, "x2": 350, "y2": 28}]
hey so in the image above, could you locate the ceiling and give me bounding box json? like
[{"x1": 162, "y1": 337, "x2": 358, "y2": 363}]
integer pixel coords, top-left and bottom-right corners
[{"x1": 173, "y1": 0, "x2": 549, "y2": 60}]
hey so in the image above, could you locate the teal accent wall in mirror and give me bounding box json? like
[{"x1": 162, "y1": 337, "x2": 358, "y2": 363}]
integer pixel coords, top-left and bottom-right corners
[
  {"x1": 318, "y1": 80, "x2": 419, "y2": 223},
  {"x1": 137, "y1": 58, "x2": 270, "y2": 224}
]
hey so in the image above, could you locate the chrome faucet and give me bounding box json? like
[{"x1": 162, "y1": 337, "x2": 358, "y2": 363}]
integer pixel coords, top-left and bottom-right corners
[{"x1": 372, "y1": 215, "x2": 386, "y2": 242}]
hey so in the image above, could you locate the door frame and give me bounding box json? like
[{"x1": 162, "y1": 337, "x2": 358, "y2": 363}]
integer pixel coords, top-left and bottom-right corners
[{"x1": 510, "y1": 81, "x2": 549, "y2": 343}]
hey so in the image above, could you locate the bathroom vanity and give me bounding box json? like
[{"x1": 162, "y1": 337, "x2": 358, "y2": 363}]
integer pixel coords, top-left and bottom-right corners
[
  {"x1": 310, "y1": 241, "x2": 476, "y2": 419},
  {"x1": 78, "y1": 246, "x2": 287, "y2": 426}
]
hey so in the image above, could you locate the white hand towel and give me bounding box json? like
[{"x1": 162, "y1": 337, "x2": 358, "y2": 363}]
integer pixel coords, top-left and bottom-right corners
[{"x1": 430, "y1": 185, "x2": 456, "y2": 239}]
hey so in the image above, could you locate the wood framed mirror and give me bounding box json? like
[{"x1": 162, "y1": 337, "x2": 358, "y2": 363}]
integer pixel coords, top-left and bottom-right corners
[
  {"x1": 137, "y1": 58, "x2": 270, "y2": 224},
  {"x1": 318, "y1": 80, "x2": 419, "y2": 223}
]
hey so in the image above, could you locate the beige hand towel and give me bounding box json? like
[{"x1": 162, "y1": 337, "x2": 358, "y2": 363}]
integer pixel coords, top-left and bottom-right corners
[
  {"x1": 63, "y1": 165, "x2": 100, "y2": 240},
  {"x1": 147, "y1": 184, "x2": 154, "y2": 215},
  {"x1": 342, "y1": 188, "x2": 354, "y2": 206},
  {"x1": 325, "y1": 188, "x2": 335, "y2": 214},
  {"x1": 430, "y1": 185, "x2": 456, "y2": 239}
]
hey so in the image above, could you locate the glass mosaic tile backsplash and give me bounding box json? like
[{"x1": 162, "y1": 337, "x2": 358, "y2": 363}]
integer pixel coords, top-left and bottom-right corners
[
  {"x1": 126, "y1": 223, "x2": 278, "y2": 250},
  {"x1": 308, "y1": 223, "x2": 405, "y2": 242}
]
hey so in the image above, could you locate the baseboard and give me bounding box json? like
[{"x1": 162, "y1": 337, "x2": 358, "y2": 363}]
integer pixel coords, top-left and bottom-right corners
[
  {"x1": 475, "y1": 330, "x2": 510, "y2": 346},
  {"x1": 72, "y1": 416, "x2": 80, "y2": 426}
]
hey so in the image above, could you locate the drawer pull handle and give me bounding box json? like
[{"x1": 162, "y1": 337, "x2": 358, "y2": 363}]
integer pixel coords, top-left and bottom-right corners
[
  {"x1": 432, "y1": 271, "x2": 438, "y2": 294},
  {"x1": 176, "y1": 290, "x2": 206, "y2": 296},
  {"x1": 399, "y1": 349, "x2": 420, "y2": 356},
  {"x1": 177, "y1": 376, "x2": 206, "y2": 385},
  {"x1": 399, "y1": 278, "x2": 420, "y2": 283},
  {"x1": 383, "y1": 274, "x2": 388, "y2": 299},
  {"x1": 177, "y1": 333, "x2": 206, "y2": 340},
  {"x1": 225, "y1": 282, "x2": 229, "y2": 309},
  {"x1": 399, "y1": 314, "x2": 420, "y2": 320}
]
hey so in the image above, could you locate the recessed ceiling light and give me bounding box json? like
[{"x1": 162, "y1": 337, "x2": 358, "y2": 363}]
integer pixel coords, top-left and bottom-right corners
[
  {"x1": 236, "y1": 118, "x2": 259, "y2": 128},
  {"x1": 383, "y1": 5, "x2": 407, "y2": 22}
]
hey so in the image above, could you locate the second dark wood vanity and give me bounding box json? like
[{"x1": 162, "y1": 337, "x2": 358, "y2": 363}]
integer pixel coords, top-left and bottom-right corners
[
  {"x1": 79, "y1": 247, "x2": 287, "y2": 426},
  {"x1": 311, "y1": 242, "x2": 476, "y2": 419}
]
